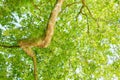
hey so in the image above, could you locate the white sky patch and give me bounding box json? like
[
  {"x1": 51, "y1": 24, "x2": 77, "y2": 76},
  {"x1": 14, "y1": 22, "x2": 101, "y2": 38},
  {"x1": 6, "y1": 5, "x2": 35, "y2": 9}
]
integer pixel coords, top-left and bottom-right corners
[
  {"x1": 10, "y1": 21, "x2": 22, "y2": 28},
  {"x1": 112, "y1": 74, "x2": 118, "y2": 80},
  {"x1": 67, "y1": 21, "x2": 72, "y2": 29},
  {"x1": 11, "y1": 12, "x2": 23, "y2": 23},
  {"x1": 10, "y1": 12, "x2": 24, "y2": 28},
  {"x1": 114, "y1": 3, "x2": 119, "y2": 9},
  {"x1": 6, "y1": 63, "x2": 12, "y2": 74},
  {"x1": 65, "y1": 7, "x2": 69, "y2": 13},
  {"x1": 0, "y1": 24, "x2": 6, "y2": 31},
  {"x1": 78, "y1": 15, "x2": 82, "y2": 21},
  {"x1": 27, "y1": 11, "x2": 32, "y2": 17},
  {"x1": 100, "y1": 38, "x2": 109, "y2": 46},
  {"x1": 75, "y1": 66, "x2": 83, "y2": 74},
  {"x1": 98, "y1": 77, "x2": 104, "y2": 80},
  {"x1": 57, "y1": 17, "x2": 60, "y2": 21},
  {"x1": 0, "y1": 51, "x2": 5, "y2": 55},
  {"x1": 109, "y1": 44, "x2": 118, "y2": 54},
  {"x1": 108, "y1": 44, "x2": 120, "y2": 65},
  {"x1": 67, "y1": 78, "x2": 73, "y2": 80},
  {"x1": 40, "y1": 16, "x2": 44, "y2": 22},
  {"x1": 110, "y1": 44, "x2": 115, "y2": 53},
  {"x1": 21, "y1": 57, "x2": 25, "y2": 61},
  {"x1": 6, "y1": 63, "x2": 14, "y2": 78},
  {"x1": 22, "y1": 35, "x2": 30, "y2": 39},
  {"x1": 107, "y1": 55, "x2": 114, "y2": 65},
  {"x1": 88, "y1": 59, "x2": 93, "y2": 63},
  {"x1": 22, "y1": 13, "x2": 28, "y2": 19},
  {"x1": 8, "y1": 54, "x2": 15, "y2": 58},
  {"x1": 107, "y1": 54, "x2": 119, "y2": 65},
  {"x1": 10, "y1": 12, "x2": 29, "y2": 28},
  {"x1": 67, "y1": 21, "x2": 70, "y2": 26},
  {"x1": 91, "y1": 74, "x2": 95, "y2": 78},
  {"x1": 63, "y1": 29, "x2": 69, "y2": 33},
  {"x1": 36, "y1": 0, "x2": 41, "y2": 2},
  {"x1": 34, "y1": 21, "x2": 39, "y2": 26},
  {"x1": 0, "y1": 2, "x2": 3, "y2": 7}
]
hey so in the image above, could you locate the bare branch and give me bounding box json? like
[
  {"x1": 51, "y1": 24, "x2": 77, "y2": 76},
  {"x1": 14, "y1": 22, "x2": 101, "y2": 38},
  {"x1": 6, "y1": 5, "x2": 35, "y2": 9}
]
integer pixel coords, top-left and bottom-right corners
[
  {"x1": 76, "y1": 0, "x2": 100, "y2": 32},
  {"x1": 18, "y1": 0, "x2": 65, "y2": 80},
  {"x1": 0, "y1": 44, "x2": 20, "y2": 48},
  {"x1": 66, "y1": 1, "x2": 80, "y2": 7},
  {"x1": 20, "y1": 46, "x2": 38, "y2": 80},
  {"x1": 37, "y1": 0, "x2": 64, "y2": 48}
]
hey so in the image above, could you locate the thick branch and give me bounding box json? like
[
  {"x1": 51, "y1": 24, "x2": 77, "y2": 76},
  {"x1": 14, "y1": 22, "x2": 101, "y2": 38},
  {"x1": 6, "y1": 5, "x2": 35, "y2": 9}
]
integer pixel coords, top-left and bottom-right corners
[
  {"x1": 19, "y1": 0, "x2": 64, "y2": 48},
  {"x1": 37, "y1": 0, "x2": 64, "y2": 48},
  {"x1": 0, "y1": 1, "x2": 64, "y2": 80},
  {"x1": 20, "y1": 46, "x2": 38, "y2": 80},
  {"x1": 18, "y1": 0, "x2": 65, "y2": 80}
]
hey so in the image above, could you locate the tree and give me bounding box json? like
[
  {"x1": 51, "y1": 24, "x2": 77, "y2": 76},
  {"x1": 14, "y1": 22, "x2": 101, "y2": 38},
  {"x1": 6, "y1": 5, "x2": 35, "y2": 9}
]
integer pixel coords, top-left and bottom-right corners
[{"x1": 0, "y1": 0, "x2": 120, "y2": 80}]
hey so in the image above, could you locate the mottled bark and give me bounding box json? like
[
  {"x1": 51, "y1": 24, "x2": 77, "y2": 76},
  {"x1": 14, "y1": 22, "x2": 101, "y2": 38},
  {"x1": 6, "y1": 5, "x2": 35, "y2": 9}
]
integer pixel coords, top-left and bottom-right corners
[
  {"x1": 18, "y1": 0, "x2": 64, "y2": 80},
  {"x1": 0, "y1": 0, "x2": 64, "y2": 80}
]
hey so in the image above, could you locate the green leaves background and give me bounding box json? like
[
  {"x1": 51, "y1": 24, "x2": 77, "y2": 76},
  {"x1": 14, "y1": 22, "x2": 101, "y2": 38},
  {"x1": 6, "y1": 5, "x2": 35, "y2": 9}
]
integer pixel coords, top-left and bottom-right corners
[{"x1": 0, "y1": 0, "x2": 120, "y2": 80}]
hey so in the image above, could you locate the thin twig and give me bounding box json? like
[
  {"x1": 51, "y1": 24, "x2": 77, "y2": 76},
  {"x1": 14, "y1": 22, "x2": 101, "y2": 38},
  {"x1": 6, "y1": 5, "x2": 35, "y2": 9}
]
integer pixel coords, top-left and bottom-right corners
[
  {"x1": 32, "y1": 53, "x2": 38, "y2": 80},
  {"x1": 66, "y1": 1, "x2": 80, "y2": 7},
  {"x1": 76, "y1": 0, "x2": 100, "y2": 32},
  {"x1": 0, "y1": 44, "x2": 20, "y2": 48},
  {"x1": 86, "y1": 15, "x2": 89, "y2": 33}
]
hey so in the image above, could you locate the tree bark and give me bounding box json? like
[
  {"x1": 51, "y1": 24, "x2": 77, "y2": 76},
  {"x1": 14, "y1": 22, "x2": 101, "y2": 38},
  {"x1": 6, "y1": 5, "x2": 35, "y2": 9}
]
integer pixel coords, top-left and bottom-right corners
[{"x1": 18, "y1": 0, "x2": 64, "y2": 80}]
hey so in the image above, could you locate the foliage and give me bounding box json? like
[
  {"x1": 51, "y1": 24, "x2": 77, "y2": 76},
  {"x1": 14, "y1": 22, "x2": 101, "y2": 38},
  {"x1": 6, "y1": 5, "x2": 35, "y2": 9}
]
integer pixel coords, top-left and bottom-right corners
[{"x1": 0, "y1": 0, "x2": 120, "y2": 80}]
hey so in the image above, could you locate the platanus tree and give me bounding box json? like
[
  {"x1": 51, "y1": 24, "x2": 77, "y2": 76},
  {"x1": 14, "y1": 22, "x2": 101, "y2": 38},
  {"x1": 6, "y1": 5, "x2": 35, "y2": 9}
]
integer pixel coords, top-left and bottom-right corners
[{"x1": 0, "y1": 0, "x2": 120, "y2": 80}]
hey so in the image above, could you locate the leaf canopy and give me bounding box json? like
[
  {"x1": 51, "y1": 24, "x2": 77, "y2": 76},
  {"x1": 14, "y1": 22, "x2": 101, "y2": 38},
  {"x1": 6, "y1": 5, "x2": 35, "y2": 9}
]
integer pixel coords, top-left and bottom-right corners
[{"x1": 0, "y1": 0, "x2": 120, "y2": 80}]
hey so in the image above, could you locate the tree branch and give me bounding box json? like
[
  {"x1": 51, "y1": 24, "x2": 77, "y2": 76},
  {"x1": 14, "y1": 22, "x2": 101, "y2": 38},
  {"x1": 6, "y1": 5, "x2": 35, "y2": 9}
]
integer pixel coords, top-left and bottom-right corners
[
  {"x1": 20, "y1": 46, "x2": 38, "y2": 80},
  {"x1": 18, "y1": 0, "x2": 64, "y2": 80},
  {"x1": 76, "y1": 0, "x2": 100, "y2": 33},
  {"x1": 19, "y1": 0, "x2": 64, "y2": 48},
  {"x1": 66, "y1": 1, "x2": 81, "y2": 7},
  {"x1": 37, "y1": 0, "x2": 64, "y2": 48},
  {"x1": 0, "y1": 0, "x2": 64, "y2": 80},
  {"x1": 0, "y1": 44, "x2": 20, "y2": 48}
]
